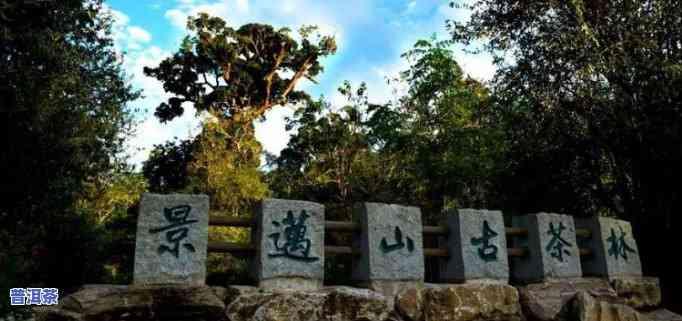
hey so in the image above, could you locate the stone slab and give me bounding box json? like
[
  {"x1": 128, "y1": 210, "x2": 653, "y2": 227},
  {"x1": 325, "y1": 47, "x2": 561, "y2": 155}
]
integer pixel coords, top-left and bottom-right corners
[
  {"x1": 352, "y1": 202, "x2": 424, "y2": 282},
  {"x1": 134, "y1": 193, "x2": 209, "y2": 285},
  {"x1": 252, "y1": 198, "x2": 325, "y2": 288},
  {"x1": 439, "y1": 209, "x2": 509, "y2": 283},
  {"x1": 576, "y1": 217, "x2": 642, "y2": 278},
  {"x1": 511, "y1": 213, "x2": 582, "y2": 283}
]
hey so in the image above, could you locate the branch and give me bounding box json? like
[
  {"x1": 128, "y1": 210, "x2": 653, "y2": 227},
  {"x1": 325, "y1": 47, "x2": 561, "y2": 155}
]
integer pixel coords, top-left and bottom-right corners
[
  {"x1": 281, "y1": 56, "x2": 312, "y2": 99},
  {"x1": 222, "y1": 63, "x2": 232, "y2": 83},
  {"x1": 264, "y1": 44, "x2": 288, "y2": 108}
]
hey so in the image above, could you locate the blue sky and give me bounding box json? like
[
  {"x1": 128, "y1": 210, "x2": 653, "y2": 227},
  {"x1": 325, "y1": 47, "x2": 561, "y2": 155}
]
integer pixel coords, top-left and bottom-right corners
[{"x1": 105, "y1": 0, "x2": 495, "y2": 167}]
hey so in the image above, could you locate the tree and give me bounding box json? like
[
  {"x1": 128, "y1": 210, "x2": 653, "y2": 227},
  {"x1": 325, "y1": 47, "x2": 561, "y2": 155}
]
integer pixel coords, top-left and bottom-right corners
[
  {"x1": 449, "y1": 0, "x2": 682, "y2": 308},
  {"x1": 0, "y1": 0, "x2": 139, "y2": 311},
  {"x1": 143, "y1": 13, "x2": 336, "y2": 217},
  {"x1": 144, "y1": 13, "x2": 336, "y2": 128}
]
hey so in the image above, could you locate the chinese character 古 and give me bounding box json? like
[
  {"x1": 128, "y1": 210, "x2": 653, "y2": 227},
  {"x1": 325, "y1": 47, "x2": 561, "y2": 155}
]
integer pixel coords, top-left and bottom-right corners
[
  {"x1": 149, "y1": 205, "x2": 198, "y2": 258},
  {"x1": 268, "y1": 210, "x2": 319, "y2": 262},
  {"x1": 545, "y1": 222, "x2": 572, "y2": 262},
  {"x1": 471, "y1": 220, "x2": 499, "y2": 262},
  {"x1": 607, "y1": 226, "x2": 636, "y2": 261}
]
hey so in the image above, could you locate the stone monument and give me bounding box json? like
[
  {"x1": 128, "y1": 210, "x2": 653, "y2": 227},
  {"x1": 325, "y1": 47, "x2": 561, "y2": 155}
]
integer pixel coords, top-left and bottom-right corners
[
  {"x1": 134, "y1": 193, "x2": 210, "y2": 285},
  {"x1": 439, "y1": 209, "x2": 509, "y2": 283},
  {"x1": 352, "y1": 202, "x2": 424, "y2": 297},
  {"x1": 511, "y1": 213, "x2": 582, "y2": 283},
  {"x1": 252, "y1": 198, "x2": 325, "y2": 291},
  {"x1": 576, "y1": 216, "x2": 642, "y2": 278}
]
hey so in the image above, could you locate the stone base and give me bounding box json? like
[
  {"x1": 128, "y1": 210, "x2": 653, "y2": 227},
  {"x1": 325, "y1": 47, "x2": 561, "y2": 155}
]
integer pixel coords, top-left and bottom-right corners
[
  {"x1": 358, "y1": 280, "x2": 422, "y2": 306},
  {"x1": 259, "y1": 277, "x2": 322, "y2": 292},
  {"x1": 395, "y1": 283, "x2": 524, "y2": 321},
  {"x1": 610, "y1": 276, "x2": 661, "y2": 309}
]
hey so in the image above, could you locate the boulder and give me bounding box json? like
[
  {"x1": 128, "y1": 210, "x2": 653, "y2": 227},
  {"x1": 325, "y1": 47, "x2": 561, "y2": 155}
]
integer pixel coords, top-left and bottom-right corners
[
  {"x1": 518, "y1": 278, "x2": 620, "y2": 321},
  {"x1": 643, "y1": 309, "x2": 682, "y2": 321},
  {"x1": 225, "y1": 286, "x2": 391, "y2": 321},
  {"x1": 395, "y1": 283, "x2": 523, "y2": 321},
  {"x1": 572, "y1": 291, "x2": 642, "y2": 321},
  {"x1": 610, "y1": 277, "x2": 662, "y2": 309},
  {"x1": 34, "y1": 284, "x2": 225, "y2": 321}
]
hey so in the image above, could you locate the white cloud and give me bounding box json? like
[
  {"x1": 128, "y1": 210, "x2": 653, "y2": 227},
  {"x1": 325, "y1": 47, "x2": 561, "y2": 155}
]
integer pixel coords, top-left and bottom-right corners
[
  {"x1": 254, "y1": 106, "x2": 296, "y2": 156},
  {"x1": 127, "y1": 26, "x2": 152, "y2": 43}
]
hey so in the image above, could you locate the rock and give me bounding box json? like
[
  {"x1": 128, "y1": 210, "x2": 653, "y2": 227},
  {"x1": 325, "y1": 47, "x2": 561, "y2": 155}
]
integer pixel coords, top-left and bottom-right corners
[
  {"x1": 226, "y1": 286, "x2": 391, "y2": 321},
  {"x1": 395, "y1": 283, "x2": 523, "y2": 321},
  {"x1": 395, "y1": 286, "x2": 424, "y2": 321},
  {"x1": 611, "y1": 277, "x2": 662, "y2": 309},
  {"x1": 211, "y1": 285, "x2": 257, "y2": 306},
  {"x1": 518, "y1": 278, "x2": 620, "y2": 321},
  {"x1": 572, "y1": 291, "x2": 642, "y2": 321},
  {"x1": 37, "y1": 284, "x2": 225, "y2": 321},
  {"x1": 643, "y1": 309, "x2": 682, "y2": 321}
]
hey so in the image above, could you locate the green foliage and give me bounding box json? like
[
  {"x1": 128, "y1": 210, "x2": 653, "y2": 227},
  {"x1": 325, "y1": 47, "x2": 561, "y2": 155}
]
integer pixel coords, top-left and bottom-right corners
[
  {"x1": 449, "y1": 0, "x2": 682, "y2": 307},
  {"x1": 269, "y1": 38, "x2": 504, "y2": 223},
  {"x1": 0, "y1": 0, "x2": 139, "y2": 314},
  {"x1": 144, "y1": 13, "x2": 336, "y2": 125}
]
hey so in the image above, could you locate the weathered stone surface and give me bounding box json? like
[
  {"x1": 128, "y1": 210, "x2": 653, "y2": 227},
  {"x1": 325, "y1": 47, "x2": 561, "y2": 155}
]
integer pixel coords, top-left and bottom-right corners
[
  {"x1": 611, "y1": 277, "x2": 662, "y2": 309},
  {"x1": 225, "y1": 286, "x2": 391, "y2": 321},
  {"x1": 361, "y1": 280, "x2": 422, "y2": 307},
  {"x1": 518, "y1": 278, "x2": 620, "y2": 321},
  {"x1": 440, "y1": 209, "x2": 509, "y2": 283},
  {"x1": 572, "y1": 291, "x2": 642, "y2": 321},
  {"x1": 352, "y1": 202, "x2": 424, "y2": 282},
  {"x1": 210, "y1": 285, "x2": 257, "y2": 306},
  {"x1": 644, "y1": 309, "x2": 682, "y2": 321},
  {"x1": 252, "y1": 198, "x2": 325, "y2": 290},
  {"x1": 322, "y1": 287, "x2": 391, "y2": 321},
  {"x1": 576, "y1": 217, "x2": 642, "y2": 278},
  {"x1": 134, "y1": 193, "x2": 209, "y2": 285},
  {"x1": 33, "y1": 306, "x2": 82, "y2": 321},
  {"x1": 395, "y1": 283, "x2": 523, "y2": 321},
  {"x1": 39, "y1": 284, "x2": 225, "y2": 321},
  {"x1": 512, "y1": 213, "x2": 582, "y2": 283}
]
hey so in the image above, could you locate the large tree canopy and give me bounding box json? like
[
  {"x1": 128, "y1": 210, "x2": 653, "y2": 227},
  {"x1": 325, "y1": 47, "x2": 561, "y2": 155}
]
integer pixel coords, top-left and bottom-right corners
[{"x1": 144, "y1": 13, "x2": 337, "y2": 125}]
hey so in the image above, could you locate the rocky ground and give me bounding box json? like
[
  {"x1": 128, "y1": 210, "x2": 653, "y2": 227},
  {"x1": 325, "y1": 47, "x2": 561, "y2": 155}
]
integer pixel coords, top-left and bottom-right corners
[{"x1": 17, "y1": 277, "x2": 681, "y2": 321}]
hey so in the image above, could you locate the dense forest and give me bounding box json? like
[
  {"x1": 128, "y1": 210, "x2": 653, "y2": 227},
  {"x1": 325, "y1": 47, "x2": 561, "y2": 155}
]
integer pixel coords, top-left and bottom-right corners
[{"x1": 1, "y1": 0, "x2": 681, "y2": 316}]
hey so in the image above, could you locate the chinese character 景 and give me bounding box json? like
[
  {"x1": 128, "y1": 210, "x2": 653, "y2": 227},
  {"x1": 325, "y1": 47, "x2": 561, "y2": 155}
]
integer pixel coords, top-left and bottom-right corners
[
  {"x1": 9, "y1": 288, "x2": 25, "y2": 306},
  {"x1": 268, "y1": 210, "x2": 319, "y2": 262},
  {"x1": 470, "y1": 220, "x2": 499, "y2": 262},
  {"x1": 149, "y1": 205, "x2": 198, "y2": 258},
  {"x1": 380, "y1": 226, "x2": 415, "y2": 254},
  {"x1": 545, "y1": 222, "x2": 572, "y2": 262},
  {"x1": 607, "y1": 226, "x2": 636, "y2": 261}
]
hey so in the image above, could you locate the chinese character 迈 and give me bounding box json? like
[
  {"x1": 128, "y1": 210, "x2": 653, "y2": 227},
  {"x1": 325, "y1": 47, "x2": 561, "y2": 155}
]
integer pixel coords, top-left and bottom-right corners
[{"x1": 268, "y1": 210, "x2": 319, "y2": 262}]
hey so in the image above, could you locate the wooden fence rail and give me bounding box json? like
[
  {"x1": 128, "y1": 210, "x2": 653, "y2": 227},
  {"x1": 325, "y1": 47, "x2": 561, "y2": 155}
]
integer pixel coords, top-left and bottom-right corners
[{"x1": 207, "y1": 216, "x2": 592, "y2": 239}]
